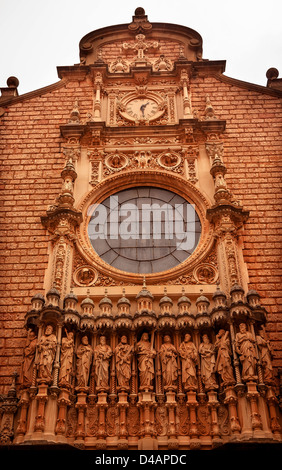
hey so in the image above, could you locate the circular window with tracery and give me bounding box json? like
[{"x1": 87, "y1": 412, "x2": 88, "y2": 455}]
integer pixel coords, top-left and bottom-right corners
[{"x1": 87, "y1": 186, "x2": 201, "y2": 274}]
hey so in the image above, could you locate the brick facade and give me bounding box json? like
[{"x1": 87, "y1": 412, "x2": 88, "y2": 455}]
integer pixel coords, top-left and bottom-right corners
[{"x1": 0, "y1": 8, "x2": 281, "y2": 449}]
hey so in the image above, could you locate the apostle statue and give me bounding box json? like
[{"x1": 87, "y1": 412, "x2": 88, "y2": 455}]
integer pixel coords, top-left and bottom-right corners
[
  {"x1": 178, "y1": 333, "x2": 198, "y2": 391},
  {"x1": 19, "y1": 329, "x2": 37, "y2": 388},
  {"x1": 114, "y1": 335, "x2": 133, "y2": 391},
  {"x1": 159, "y1": 335, "x2": 178, "y2": 390},
  {"x1": 214, "y1": 329, "x2": 235, "y2": 386},
  {"x1": 76, "y1": 335, "x2": 93, "y2": 389},
  {"x1": 94, "y1": 336, "x2": 112, "y2": 391},
  {"x1": 136, "y1": 332, "x2": 156, "y2": 391},
  {"x1": 37, "y1": 324, "x2": 57, "y2": 384},
  {"x1": 199, "y1": 334, "x2": 218, "y2": 390},
  {"x1": 235, "y1": 323, "x2": 258, "y2": 382},
  {"x1": 59, "y1": 329, "x2": 74, "y2": 388},
  {"x1": 256, "y1": 327, "x2": 274, "y2": 384}
]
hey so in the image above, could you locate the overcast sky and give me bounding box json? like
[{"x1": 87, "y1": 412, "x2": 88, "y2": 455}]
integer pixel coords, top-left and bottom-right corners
[{"x1": 1, "y1": 0, "x2": 281, "y2": 95}]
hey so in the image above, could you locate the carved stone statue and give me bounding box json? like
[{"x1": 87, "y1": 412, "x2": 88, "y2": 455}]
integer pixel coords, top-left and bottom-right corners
[
  {"x1": 59, "y1": 329, "x2": 74, "y2": 388},
  {"x1": 178, "y1": 333, "x2": 198, "y2": 391},
  {"x1": 256, "y1": 327, "x2": 274, "y2": 384},
  {"x1": 214, "y1": 329, "x2": 235, "y2": 386},
  {"x1": 19, "y1": 329, "x2": 37, "y2": 387},
  {"x1": 199, "y1": 334, "x2": 218, "y2": 390},
  {"x1": 159, "y1": 335, "x2": 178, "y2": 390},
  {"x1": 37, "y1": 324, "x2": 57, "y2": 384},
  {"x1": 235, "y1": 323, "x2": 258, "y2": 382},
  {"x1": 76, "y1": 335, "x2": 93, "y2": 389},
  {"x1": 136, "y1": 332, "x2": 156, "y2": 390},
  {"x1": 114, "y1": 335, "x2": 133, "y2": 391},
  {"x1": 94, "y1": 336, "x2": 112, "y2": 391}
]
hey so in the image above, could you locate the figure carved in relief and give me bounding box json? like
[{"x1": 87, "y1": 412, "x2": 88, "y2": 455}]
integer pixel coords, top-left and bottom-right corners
[
  {"x1": 214, "y1": 329, "x2": 235, "y2": 386},
  {"x1": 94, "y1": 336, "x2": 112, "y2": 391},
  {"x1": 256, "y1": 327, "x2": 274, "y2": 384},
  {"x1": 196, "y1": 265, "x2": 217, "y2": 284},
  {"x1": 199, "y1": 334, "x2": 218, "y2": 390},
  {"x1": 159, "y1": 335, "x2": 178, "y2": 390},
  {"x1": 76, "y1": 267, "x2": 96, "y2": 286},
  {"x1": 59, "y1": 329, "x2": 74, "y2": 388},
  {"x1": 110, "y1": 153, "x2": 123, "y2": 168},
  {"x1": 115, "y1": 335, "x2": 133, "y2": 390},
  {"x1": 235, "y1": 323, "x2": 258, "y2": 382},
  {"x1": 136, "y1": 332, "x2": 156, "y2": 390},
  {"x1": 37, "y1": 324, "x2": 57, "y2": 384},
  {"x1": 178, "y1": 333, "x2": 198, "y2": 391},
  {"x1": 161, "y1": 152, "x2": 179, "y2": 167},
  {"x1": 19, "y1": 329, "x2": 37, "y2": 387},
  {"x1": 76, "y1": 335, "x2": 93, "y2": 389}
]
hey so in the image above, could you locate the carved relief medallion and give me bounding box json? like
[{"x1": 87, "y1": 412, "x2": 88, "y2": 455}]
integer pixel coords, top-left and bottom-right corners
[
  {"x1": 193, "y1": 263, "x2": 218, "y2": 284},
  {"x1": 105, "y1": 152, "x2": 129, "y2": 172},
  {"x1": 73, "y1": 266, "x2": 98, "y2": 286},
  {"x1": 157, "y1": 150, "x2": 181, "y2": 169}
]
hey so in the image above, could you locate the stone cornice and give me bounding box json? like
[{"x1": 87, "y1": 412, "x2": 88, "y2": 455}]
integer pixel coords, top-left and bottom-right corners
[
  {"x1": 212, "y1": 72, "x2": 282, "y2": 98},
  {"x1": 0, "y1": 79, "x2": 69, "y2": 107}
]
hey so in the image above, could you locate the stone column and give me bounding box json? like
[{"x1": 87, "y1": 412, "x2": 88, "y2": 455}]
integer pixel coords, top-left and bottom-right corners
[
  {"x1": 223, "y1": 386, "x2": 241, "y2": 436},
  {"x1": 15, "y1": 390, "x2": 30, "y2": 443},
  {"x1": 74, "y1": 390, "x2": 88, "y2": 445},
  {"x1": 55, "y1": 387, "x2": 71, "y2": 440},
  {"x1": 117, "y1": 391, "x2": 129, "y2": 448},
  {"x1": 186, "y1": 391, "x2": 200, "y2": 449}
]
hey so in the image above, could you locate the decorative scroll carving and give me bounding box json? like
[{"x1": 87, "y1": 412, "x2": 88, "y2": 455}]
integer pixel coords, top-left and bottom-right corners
[
  {"x1": 153, "y1": 55, "x2": 173, "y2": 72},
  {"x1": 197, "y1": 405, "x2": 211, "y2": 435},
  {"x1": 109, "y1": 57, "x2": 130, "y2": 73},
  {"x1": 217, "y1": 405, "x2": 230, "y2": 436},
  {"x1": 127, "y1": 402, "x2": 140, "y2": 436},
  {"x1": 176, "y1": 399, "x2": 190, "y2": 435},
  {"x1": 155, "y1": 400, "x2": 168, "y2": 436},
  {"x1": 85, "y1": 404, "x2": 99, "y2": 436}
]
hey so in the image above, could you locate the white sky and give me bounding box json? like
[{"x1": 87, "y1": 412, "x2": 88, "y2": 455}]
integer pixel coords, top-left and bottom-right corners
[{"x1": 1, "y1": 0, "x2": 282, "y2": 95}]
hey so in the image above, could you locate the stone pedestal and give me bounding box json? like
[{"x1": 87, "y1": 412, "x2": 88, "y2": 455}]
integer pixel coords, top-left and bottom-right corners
[
  {"x1": 186, "y1": 390, "x2": 200, "y2": 449},
  {"x1": 74, "y1": 390, "x2": 88, "y2": 445},
  {"x1": 137, "y1": 391, "x2": 158, "y2": 449}
]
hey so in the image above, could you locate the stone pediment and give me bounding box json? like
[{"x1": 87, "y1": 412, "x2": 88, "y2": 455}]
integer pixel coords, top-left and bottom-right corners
[{"x1": 79, "y1": 8, "x2": 203, "y2": 69}]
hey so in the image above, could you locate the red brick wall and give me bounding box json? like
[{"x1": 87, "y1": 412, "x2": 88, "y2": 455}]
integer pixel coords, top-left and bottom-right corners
[
  {"x1": 192, "y1": 75, "x2": 282, "y2": 368},
  {"x1": 0, "y1": 79, "x2": 93, "y2": 393},
  {"x1": 0, "y1": 73, "x2": 281, "y2": 393}
]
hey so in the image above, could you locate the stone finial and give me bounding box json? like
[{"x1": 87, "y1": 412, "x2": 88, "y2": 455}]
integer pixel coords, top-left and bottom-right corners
[
  {"x1": 266, "y1": 67, "x2": 282, "y2": 90},
  {"x1": 0, "y1": 76, "x2": 19, "y2": 101},
  {"x1": 128, "y1": 7, "x2": 152, "y2": 33},
  {"x1": 68, "y1": 99, "x2": 81, "y2": 124},
  {"x1": 204, "y1": 95, "x2": 216, "y2": 120}
]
